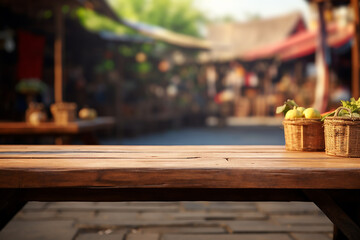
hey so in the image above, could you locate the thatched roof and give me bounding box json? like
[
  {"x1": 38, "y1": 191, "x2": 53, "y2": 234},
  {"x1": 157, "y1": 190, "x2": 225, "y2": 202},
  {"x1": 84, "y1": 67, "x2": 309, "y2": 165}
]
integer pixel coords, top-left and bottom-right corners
[{"x1": 207, "y1": 12, "x2": 306, "y2": 61}]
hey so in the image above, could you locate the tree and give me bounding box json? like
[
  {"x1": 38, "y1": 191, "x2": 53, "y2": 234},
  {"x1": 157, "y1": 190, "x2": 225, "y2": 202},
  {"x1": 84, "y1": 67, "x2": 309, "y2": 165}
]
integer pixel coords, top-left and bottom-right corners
[
  {"x1": 75, "y1": 0, "x2": 206, "y2": 78},
  {"x1": 108, "y1": 0, "x2": 205, "y2": 37},
  {"x1": 76, "y1": 0, "x2": 205, "y2": 38}
]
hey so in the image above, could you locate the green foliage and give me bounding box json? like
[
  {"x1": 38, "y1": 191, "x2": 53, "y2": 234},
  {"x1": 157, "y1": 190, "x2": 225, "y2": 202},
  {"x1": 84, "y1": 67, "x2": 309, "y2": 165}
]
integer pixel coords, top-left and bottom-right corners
[
  {"x1": 42, "y1": 10, "x2": 53, "y2": 19},
  {"x1": 95, "y1": 60, "x2": 115, "y2": 73},
  {"x1": 321, "y1": 98, "x2": 360, "y2": 120},
  {"x1": 219, "y1": 15, "x2": 236, "y2": 23},
  {"x1": 136, "y1": 62, "x2": 152, "y2": 74},
  {"x1": 62, "y1": 5, "x2": 70, "y2": 14},
  {"x1": 76, "y1": 0, "x2": 205, "y2": 76},
  {"x1": 141, "y1": 44, "x2": 152, "y2": 54},
  {"x1": 118, "y1": 45, "x2": 135, "y2": 57},
  {"x1": 16, "y1": 80, "x2": 48, "y2": 94},
  {"x1": 108, "y1": 0, "x2": 205, "y2": 37},
  {"x1": 321, "y1": 111, "x2": 335, "y2": 121},
  {"x1": 76, "y1": 7, "x2": 130, "y2": 34},
  {"x1": 276, "y1": 99, "x2": 298, "y2": 115},
  {"x1": 341, "y1": 98, "x2": 360, "y2": 114},
  {"x1": 76, "y1": 0, "x2": 205, "y2": 37}
]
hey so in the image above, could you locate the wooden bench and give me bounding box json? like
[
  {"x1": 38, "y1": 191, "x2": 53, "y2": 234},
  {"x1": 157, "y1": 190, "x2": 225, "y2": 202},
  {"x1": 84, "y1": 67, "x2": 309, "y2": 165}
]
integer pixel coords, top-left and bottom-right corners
[{"x1": 1, "y1": 145, "x2": 360, "y2": 240}]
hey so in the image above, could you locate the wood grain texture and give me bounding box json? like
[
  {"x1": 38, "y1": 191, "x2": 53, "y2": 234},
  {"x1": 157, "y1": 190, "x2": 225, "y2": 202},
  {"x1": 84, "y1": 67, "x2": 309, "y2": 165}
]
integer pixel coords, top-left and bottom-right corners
[
  {"x1": 0, "y1": 117, "x2": 114, "y2": 135},
  {"x1": 1, "y1": 145, "x2": 360, "y2": 189}
]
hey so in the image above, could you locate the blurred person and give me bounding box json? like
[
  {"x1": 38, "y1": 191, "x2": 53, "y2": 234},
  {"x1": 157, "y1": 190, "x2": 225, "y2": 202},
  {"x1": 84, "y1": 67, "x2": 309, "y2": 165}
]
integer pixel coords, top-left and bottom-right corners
[
  {"x1": 66, "y1": 66, "x2": 87, "y2": 108},
  {"x1": 276, "y1": 73, "x2": 299, "y2": 99},
  {"x1": 206, "y1": 65, "x2": 217, "y2": 98},
  {"x1": 87, "y1": 73, "x2": 110, "y2": 116},
  {"x1": 294, "y1": 78, "x2": 316, "y2": 107},
  {"x1": 331, "y1": 83, "x2": 350, "y2": 103},
  {"x1": 223, "y1": 62, "x2": 244, "y2": 99}
]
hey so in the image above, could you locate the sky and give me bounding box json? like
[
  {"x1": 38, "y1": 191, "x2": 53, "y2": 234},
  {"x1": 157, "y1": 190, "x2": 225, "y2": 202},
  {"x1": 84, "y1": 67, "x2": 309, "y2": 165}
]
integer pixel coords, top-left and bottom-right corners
[{"x1": 194, "y1": 0, "x2": 310, "y2": 22}]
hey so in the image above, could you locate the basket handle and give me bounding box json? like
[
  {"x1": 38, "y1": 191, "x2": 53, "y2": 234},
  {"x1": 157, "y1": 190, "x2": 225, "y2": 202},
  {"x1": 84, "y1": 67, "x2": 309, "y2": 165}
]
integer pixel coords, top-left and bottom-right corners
[{"x1": 334, "y1": 107, "x2": 352, "y2": 117}]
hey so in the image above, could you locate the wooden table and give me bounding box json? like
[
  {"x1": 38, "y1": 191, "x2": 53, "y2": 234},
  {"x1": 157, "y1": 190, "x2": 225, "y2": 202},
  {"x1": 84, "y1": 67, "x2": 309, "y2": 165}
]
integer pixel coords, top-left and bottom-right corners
[
  {"x1": 0, "y1": 117, "x2": 115, "y2": 144},
  {"x1": 1, "y1": 145, "x2": 360, "y2": 240}
]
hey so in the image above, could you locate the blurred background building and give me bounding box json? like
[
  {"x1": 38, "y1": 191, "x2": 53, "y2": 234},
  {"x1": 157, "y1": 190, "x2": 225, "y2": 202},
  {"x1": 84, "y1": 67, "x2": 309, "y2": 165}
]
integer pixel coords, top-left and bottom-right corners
[{"x1": 0, "y1": 0, "x2": 359, "y2": 140}]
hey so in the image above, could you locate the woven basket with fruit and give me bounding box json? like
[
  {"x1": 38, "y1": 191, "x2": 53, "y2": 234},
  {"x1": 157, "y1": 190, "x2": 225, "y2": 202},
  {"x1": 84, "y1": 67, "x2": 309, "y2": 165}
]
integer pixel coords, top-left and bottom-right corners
[
  {"x1": 277, "y1": 100, "x2": 324, "y2": 151},
  {"x1": 322, "y1": 98, "x2": 360, "y2": 157}
]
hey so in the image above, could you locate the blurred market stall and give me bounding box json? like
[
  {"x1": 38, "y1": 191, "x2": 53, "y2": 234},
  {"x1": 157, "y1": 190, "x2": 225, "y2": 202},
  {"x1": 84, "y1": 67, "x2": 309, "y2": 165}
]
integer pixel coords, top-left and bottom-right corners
[
  {"x1": 199, "y1": 0, "x2": 358, "y2": 119},
  {"x1": 0, "y1": 0, "x2": 212, "y2": 142}
]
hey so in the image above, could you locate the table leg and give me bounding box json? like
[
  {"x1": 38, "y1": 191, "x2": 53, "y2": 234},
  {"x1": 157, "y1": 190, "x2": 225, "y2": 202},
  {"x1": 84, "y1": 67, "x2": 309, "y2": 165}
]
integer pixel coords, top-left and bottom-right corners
[
  {"x1": 304, "y1": 190, "x2": 360, "y2": 240},
  {"x1": 0, "y1": 189, "x2": 27, "y2": 231},
  {"x1": 331, "y1": 202, "x2": 360, "y2": 240}
]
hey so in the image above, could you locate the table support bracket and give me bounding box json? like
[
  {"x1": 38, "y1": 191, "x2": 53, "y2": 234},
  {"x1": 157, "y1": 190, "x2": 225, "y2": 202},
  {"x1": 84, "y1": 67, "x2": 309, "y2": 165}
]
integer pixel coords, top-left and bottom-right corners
[
  {"x1": 0, "y1": 189, "x2": 27, "y2": 231},
  {"x1": 304, "y1": 190, "x2": 360, "y2": 240}
]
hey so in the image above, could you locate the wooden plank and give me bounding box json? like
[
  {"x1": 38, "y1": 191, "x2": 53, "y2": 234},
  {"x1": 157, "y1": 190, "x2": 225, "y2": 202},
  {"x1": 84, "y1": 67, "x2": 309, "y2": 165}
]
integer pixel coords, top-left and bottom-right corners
[
  {"x1": 0, "y1": 117, "x2": 115, "y2": 135},
  {"x1": 304, "y1": 190, "x2": 360, "y2": 240},
  {"x1": 1, "y1": 146, "x2": 360, "y2": 189}
]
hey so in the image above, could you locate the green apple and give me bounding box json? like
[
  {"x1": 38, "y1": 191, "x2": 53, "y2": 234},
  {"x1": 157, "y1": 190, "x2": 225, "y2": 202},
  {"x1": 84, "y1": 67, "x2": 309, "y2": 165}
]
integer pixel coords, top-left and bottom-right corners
[
  {"x1": 303, "y1": 108, "x2": 321, "y2": 119},
  {"x1": 285, "y1": 109, "x2": 302, "y2": 119}
]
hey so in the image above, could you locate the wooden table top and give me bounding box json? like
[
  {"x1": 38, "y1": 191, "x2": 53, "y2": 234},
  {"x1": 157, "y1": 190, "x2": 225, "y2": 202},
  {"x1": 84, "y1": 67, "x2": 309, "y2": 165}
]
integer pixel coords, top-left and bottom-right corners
[
  {"x1": 1, "y1": 145, "x2": 360, "y2": 189},
  {"x1": 0, "y1": 117, "x2": 115, "y2": 135}
]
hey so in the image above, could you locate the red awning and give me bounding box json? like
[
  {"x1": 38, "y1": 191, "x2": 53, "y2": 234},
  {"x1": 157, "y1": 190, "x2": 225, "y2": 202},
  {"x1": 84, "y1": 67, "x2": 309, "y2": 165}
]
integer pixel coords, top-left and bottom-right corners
[{"x1": 243, "y1": 23, "x2": 354, "y2": 61}]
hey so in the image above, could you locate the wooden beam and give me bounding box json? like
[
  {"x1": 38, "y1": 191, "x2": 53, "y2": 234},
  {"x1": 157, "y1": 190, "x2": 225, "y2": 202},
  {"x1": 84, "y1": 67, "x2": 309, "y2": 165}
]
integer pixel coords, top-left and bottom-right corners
[
  {"x1": 115, "y1": 56, "x2": 124, "y2": 137},
  {"x1": 351, "y1": 0, "x2": 360, "y2": 99},
  {"x1": 54, "y1": 3, "x2": 63, "y2": 103},
  {"x1": 16, "y1": 188, "x2": 360, "y2": 203},
  {"x1": 0, "y1": 190, "x2": 26, "y2": 231},
  {"x1": 314, "y1": 2, "x2": 330, "y2": 112},
  {"x1": 18, "y1": 188, "x2": 308, "y2": 202},
  {"x1": 304, "y1": 190, "x2": 360, "y2": 240}
]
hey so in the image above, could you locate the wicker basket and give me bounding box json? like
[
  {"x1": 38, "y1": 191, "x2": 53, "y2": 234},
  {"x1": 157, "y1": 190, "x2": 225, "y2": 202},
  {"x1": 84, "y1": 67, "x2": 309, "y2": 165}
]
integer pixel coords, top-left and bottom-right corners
[
  {"x1": 283, "y1": 119, "x2": 324, "y2": 151},
  {"x1": 324, "y1": 107, "x2": 360, "y2": 157},
  {"x1": 50, "y1": 102, "x2": 77, "y2": 125}
]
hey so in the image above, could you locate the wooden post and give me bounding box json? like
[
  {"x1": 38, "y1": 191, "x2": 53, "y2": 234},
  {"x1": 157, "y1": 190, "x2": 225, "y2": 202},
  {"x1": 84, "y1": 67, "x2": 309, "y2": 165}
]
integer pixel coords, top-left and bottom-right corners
[
  {"x1": 54, "y1": 4, "x2": 63, "y2": 103},
  {"x1": 313, "y1": 2, "x2": 330, "y2": 112},
  {"x1": 304, "y1": 190, "x2": 360, "y2": 240},
  {"x1": 351, "y1": 0, "x2": 360, "y2": 99},
  {"x1": 115, "y1": 59, "x2": 124, "y2": 137}
]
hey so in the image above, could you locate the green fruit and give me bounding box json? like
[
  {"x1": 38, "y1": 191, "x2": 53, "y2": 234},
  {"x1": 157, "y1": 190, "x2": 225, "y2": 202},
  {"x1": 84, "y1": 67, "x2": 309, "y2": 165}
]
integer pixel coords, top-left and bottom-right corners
[
  {"x1": 303, "y1": 108, "x2": 321, "y2": 119},
  {"x1": 296, "y1": 107, "x2": 305, "y2": 116},
  {"x1": 285, "y1": 109, "x2": 302, "y2": 119}
]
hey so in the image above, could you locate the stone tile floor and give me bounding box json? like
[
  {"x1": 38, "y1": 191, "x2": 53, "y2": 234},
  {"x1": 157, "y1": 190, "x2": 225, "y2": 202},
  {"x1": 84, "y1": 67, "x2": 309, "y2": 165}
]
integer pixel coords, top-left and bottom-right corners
[{"x1": 1, "y1": 201, "x2": 333, "y2": 240}]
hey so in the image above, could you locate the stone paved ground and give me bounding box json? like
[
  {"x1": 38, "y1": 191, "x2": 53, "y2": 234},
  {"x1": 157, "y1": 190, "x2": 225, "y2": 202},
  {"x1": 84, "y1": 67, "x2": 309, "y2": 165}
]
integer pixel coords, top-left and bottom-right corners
[
  {"x1": 1, "y1": 201, "x2": 333, "y2": 240},
  {"x1": 1, "y1": 126, "x2": 333, "y2": 240}
]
